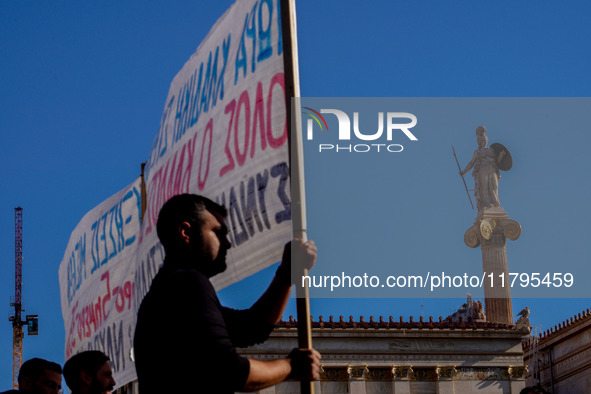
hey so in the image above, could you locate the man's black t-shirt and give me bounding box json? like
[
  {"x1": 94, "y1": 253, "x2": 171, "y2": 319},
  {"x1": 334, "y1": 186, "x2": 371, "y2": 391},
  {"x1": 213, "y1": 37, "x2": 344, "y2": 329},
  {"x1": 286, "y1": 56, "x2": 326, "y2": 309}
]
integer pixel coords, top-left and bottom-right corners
[{"x1": 134, "y1": 258, "x2": 274, "y2": 393}]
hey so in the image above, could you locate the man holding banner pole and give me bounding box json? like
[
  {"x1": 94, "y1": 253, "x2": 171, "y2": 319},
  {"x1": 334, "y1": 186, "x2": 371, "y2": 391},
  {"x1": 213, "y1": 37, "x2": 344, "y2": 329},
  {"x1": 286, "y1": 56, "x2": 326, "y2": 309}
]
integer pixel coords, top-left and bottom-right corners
[{"x1": 133, "y1": 194, "x2": 320, "y2": 393}]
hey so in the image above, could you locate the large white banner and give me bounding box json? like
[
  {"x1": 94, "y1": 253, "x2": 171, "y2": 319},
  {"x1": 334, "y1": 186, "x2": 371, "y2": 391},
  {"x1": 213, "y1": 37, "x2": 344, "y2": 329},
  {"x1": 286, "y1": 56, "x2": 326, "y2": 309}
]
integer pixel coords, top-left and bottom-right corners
[
  {"x1": 59, "y1": 178, "x2": 142, "y2": 386},
  {"x1": 59, "y1": 1, "x2": 292, "y2": 388},
  {"x1": 134, "y1": 0, "x2": 291, "y2": 309}
]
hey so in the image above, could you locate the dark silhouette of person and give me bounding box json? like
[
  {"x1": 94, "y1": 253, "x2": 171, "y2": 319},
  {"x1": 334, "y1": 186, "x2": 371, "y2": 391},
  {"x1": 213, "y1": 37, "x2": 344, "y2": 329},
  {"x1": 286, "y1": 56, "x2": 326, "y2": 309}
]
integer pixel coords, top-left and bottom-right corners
[
  {"x1": 63, "y1": 351, "x2": 115, "y2": 394},
  {"x1": 134, "y1": 194, "x2": 320, "y2": 393},
  {"x1": 0, "y1": 358, "x2": 62, "y2": 394}
]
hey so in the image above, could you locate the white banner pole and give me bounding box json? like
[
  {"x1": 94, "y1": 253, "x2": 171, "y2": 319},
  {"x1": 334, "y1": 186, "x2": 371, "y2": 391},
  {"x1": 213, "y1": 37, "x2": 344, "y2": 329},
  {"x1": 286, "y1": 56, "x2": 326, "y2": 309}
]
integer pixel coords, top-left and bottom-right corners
[{"x1": 280, "y1": 1, "x2": 314, "y2": 393}]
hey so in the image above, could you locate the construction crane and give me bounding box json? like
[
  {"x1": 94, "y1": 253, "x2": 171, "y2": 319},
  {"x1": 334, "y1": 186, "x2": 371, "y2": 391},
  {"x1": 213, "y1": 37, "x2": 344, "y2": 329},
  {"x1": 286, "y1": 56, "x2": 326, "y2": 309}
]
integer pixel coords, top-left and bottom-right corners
[{"x1": 8, "y1": 207, "x2": 38, "y2": 389}]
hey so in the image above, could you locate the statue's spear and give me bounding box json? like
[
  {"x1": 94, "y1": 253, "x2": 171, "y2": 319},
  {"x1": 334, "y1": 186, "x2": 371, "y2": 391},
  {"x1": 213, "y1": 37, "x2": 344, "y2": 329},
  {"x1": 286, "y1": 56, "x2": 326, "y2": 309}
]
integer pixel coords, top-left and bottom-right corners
[{"x1": 452, "y1": 145, "x2": 474, "y2": 210}]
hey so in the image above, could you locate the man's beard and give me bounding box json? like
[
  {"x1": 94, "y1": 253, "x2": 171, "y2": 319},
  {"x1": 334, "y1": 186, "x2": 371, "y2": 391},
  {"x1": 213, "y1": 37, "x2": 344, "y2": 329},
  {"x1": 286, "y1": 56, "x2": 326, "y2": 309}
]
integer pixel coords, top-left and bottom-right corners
[
  {"x1": 210, "y1": 254, "x2": 227, "y2": 277},
  {"x1": 200, "y1": 249, "x2": 227, "y2": 278},
  {"x1": 90, "y1": 379, "x2": 114, "y2": 394}
]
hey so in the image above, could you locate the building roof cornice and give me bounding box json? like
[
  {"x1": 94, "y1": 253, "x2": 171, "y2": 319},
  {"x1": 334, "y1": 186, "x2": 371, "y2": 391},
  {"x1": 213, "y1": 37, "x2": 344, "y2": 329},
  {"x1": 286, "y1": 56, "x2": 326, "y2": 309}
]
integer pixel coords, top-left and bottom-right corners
[{"x1": 278, "y1": 314, "x2": 521, "y2": 331}]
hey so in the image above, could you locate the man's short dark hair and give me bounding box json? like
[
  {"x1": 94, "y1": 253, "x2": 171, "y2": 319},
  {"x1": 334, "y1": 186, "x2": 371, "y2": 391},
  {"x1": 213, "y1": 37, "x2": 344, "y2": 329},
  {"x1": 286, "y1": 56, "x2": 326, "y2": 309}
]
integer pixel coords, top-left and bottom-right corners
[
  {"x1": 18, "y1": 358, "x2": 62, "y2": 387},
  {"x1": 156, "y1": 194, "x2": 227, "y2": 252},
  {"x1": 63, "y1": 351, "x2": 109, "y2": 392}
]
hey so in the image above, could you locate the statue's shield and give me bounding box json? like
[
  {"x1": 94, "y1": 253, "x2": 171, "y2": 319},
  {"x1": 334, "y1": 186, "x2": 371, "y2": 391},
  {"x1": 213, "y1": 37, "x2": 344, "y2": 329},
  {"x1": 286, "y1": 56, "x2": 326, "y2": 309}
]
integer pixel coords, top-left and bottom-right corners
[{"x1": 491, "y1": 143, "x2": 512, "y2": 171}]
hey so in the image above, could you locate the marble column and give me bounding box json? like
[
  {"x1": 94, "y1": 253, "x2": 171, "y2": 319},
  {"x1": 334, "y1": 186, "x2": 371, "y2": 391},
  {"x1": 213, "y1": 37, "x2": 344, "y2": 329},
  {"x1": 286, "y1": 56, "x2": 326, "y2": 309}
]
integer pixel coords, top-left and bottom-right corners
[
  {"x1": 508, "y1": 366, "x2": 528, "y2": 393},
  {"x1": 465, "y1": 213, "x2": 522, "y2": 325},
  {"x1": 391, "y1": 366, "x2": 413, "y2": 394},
  {"x1": 435, "y1": 366, "x2": 457, "y2": 394},
  {"x1": 347, "y1": 365, "x2": 368, "y2": 394}
]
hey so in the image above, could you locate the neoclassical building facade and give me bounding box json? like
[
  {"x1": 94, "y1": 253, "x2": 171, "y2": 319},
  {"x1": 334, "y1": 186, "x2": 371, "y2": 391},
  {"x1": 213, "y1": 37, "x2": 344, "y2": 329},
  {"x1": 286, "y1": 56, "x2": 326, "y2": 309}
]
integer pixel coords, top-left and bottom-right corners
[
  {"x1": 239, "y1": 315, "x2": 530, "y2": 394},
  {"x1": 523, "y1": 307, "x2": 591, "y2": 393}
]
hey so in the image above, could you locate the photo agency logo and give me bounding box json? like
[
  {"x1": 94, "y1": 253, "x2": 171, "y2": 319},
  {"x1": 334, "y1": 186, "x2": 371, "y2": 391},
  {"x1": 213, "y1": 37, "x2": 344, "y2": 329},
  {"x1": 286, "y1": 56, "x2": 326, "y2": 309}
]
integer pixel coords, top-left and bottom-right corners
[{"x1": 302, "y1": 105, "x2": 418, "y2": 153}]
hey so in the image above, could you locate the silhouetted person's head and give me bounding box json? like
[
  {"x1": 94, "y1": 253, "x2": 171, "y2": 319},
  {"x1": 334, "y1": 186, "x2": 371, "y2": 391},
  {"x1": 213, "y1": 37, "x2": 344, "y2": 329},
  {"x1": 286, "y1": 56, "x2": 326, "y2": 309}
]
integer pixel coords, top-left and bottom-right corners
[
  {"x1": 18, "y1": 358, "x2": 62, "y2": 394},
  {"x1": 157, "y1": 194, "x2": 230, "y2": 277},
  {"x1": 63, "y1": 351, "x2": 115, "y2": 394}
]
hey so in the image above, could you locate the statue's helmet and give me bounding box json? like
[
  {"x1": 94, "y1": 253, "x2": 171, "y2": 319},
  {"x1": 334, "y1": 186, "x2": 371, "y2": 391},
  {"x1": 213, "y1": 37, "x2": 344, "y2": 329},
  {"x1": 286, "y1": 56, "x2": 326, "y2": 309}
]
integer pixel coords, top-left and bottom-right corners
[{"x1": 475, "y1": 126, "x2": 487, "y2": 137}]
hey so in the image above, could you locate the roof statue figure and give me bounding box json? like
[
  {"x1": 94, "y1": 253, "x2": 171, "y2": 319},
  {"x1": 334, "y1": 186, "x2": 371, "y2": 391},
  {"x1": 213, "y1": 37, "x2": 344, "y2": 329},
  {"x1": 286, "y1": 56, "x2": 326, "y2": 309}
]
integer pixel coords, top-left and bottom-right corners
[{"x1": 459, "y1": 126, "x2": 512, "y2": 217}]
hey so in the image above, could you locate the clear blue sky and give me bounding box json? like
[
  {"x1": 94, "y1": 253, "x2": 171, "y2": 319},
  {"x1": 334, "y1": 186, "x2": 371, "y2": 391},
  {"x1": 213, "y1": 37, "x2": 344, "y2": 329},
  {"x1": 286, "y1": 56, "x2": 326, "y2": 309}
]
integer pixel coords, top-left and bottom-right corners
[{"x1": 1, "y1": 0, "x2": 590, "y2": 391}]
